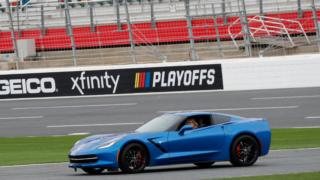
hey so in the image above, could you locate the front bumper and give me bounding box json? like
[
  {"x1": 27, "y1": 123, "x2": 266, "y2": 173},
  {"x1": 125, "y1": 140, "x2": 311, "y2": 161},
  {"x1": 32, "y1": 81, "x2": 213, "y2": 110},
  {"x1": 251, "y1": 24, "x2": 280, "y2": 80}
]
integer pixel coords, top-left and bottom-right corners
[{"x1": 68, "y1": 149, "x2": 119, "y2": 169}]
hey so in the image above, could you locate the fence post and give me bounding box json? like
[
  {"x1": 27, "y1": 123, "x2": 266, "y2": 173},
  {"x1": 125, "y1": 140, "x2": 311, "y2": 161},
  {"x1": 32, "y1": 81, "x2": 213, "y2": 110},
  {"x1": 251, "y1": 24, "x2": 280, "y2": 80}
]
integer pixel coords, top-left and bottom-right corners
[
  {"x1": 89, "y1": 2, "x2": 95, "y2": 32},
  {"x1": 239, "y1": 0, "x2": 252, "y2": 57},
  {"x1": 5, "y1": 0, "x2": 19, "y2": 68},
  {"x1": 124, "y1": 0, "x2": 136, "y2": 63},
  {"x1": 114, "y1": 0, "x2": 121, "y2": 31},
  {"x1": 40, "y1": 5, "x2": 46, "y2": 36},
  {"x1": 238, "y1": 0, "x2": 252, "y2": 57},
  {"x1": 64, "y1": 10, "x2": 69, "y2": 35},
  {"x1": 297, "y1": 0, "x2": 303, "y2": 18},
  {"x1": 222, "y1": 0, "x2": 228, "y2": 24},
  {"x1": 212, "y1": 4, "x2": 223, "y2": 57},
  {"x1": 259, "y1": 0, "x2": 263, "y2": 16},
  {"x1": 16, "y1": 3, "x2": 21, "y2": 38},
  {"x1": 312, "y1": 0, "x2": 320, "y2": 52},
  {"x1": 185, "y1": 0, "x2": 198, "y2": 61},
  {"x1": 64, "y1": 0, "x2": 77, "y2": 66},
  {"x1": 150, "y1": 0, "x2": 156, "y2": 29}
]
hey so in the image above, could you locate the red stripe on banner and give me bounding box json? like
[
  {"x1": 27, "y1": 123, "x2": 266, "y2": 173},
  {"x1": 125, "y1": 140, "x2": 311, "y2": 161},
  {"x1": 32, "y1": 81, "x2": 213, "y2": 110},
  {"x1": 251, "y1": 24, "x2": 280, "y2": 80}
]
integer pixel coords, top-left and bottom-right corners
[
  {"x1": 141, "y1": 72, "x2": 146, "y2": 88},
  {"x1": 142, "y1": 73, "x2": 146, "y2": 88},
  {"x1": 139, "y1": 73, "x2": 144, "y2": 88}
]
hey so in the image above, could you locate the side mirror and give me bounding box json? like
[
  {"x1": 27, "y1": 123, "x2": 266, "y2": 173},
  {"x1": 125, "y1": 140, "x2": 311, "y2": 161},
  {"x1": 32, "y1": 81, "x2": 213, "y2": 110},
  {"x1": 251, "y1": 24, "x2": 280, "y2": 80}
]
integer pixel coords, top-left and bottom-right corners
[{"x1": 179, "y1": 125, "x2": 193, "y2": 135}]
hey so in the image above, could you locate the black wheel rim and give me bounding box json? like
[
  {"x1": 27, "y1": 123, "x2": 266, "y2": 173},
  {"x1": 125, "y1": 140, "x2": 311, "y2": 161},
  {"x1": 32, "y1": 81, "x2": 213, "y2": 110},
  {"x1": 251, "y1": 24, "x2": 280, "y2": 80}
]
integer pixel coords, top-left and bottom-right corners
[
  {"x1": 125, "y1": 147, "x2": 146, "y2": 170},
  {"x1": 235, "y1": 138, "x2": 259, "y2": 165}
]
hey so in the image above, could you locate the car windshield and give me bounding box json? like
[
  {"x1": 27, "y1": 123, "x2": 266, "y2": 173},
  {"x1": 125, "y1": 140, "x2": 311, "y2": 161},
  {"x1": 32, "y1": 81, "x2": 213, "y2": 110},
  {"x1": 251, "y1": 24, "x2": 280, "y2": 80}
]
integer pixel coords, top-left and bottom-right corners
[{"x1": 135, "y1": 114, "x2": 183, "y2": 133}]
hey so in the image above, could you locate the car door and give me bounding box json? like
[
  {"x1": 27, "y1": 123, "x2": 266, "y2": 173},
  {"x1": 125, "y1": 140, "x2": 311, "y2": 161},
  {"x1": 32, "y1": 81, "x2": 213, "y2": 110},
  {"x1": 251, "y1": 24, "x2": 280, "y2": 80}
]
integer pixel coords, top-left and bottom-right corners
[{"x1": 167, "y1": 119, "x2": 225, "y2": 163}]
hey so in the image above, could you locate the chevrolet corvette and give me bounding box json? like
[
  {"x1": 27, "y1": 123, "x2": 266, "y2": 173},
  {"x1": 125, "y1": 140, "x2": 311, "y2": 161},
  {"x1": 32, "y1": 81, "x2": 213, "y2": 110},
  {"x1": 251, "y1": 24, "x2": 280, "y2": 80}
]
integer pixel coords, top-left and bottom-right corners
[{"x1": 69, "y1": 112, "x2": 271, "y2": 174}]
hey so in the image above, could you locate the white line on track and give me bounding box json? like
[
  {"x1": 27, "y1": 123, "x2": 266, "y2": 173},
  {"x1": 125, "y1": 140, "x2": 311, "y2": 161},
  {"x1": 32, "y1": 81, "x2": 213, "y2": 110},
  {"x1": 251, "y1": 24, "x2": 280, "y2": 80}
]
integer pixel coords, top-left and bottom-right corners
[
  {"x1": 12, "y1": 103, "x2": 137, "y2": 110},
  {"x1": 47, "y1": 122, "x2": 144, "y2": 128},
  {"x1": 0, "y1": 116, "x2": 43, "y2": 120},
  {"x1": 1, "y1": 88, "x2": 319, "y2": 102},
  {"x1": 0, "y1": 162, "x2": 67, "y2": 168},
  {"x1": 270, "y1": 147, "x2": 320, "y2": 152},
  {"x1": 68, "y1": 132, "x2": 90, "y2": 136},
  {"x1": 305, "y1": 116, "x2": 320, "y2": 119},
  {"x1": 273, "y1": 126, "x2": 320, "y2": 129},
  {"x1": 1, "y1": 147, "x2": 320, "y2": 168},
  {"x1": 0, "y1": 89, "x2": 227, "y2": 102},
  {"x1": 290, "y1": 126, "x2": 320, "y2": 129},
  {"x1": 251, "y1": 95, "x2": 320, "y2": 100},
  {"x1": 158, "y1": 106, "x2": 299, "y2": 113}
]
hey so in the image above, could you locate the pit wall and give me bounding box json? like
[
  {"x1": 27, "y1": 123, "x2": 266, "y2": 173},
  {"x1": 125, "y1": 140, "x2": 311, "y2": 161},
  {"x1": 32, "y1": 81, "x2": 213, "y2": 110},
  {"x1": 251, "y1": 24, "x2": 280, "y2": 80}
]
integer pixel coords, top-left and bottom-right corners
[
  {"x1": 222, "y1": 53, "x2": 320, "y2": 91},
  {"x1": 0, "y1": 53, "x2": 320, "y2": 99}
]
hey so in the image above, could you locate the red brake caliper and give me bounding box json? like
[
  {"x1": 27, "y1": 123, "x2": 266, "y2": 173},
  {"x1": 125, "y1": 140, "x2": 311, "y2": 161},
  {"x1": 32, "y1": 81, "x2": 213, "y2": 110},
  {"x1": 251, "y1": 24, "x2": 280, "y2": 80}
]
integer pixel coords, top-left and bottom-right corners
[
  {"x1": 136, "y1": 151, "x2": 142, "y2": 165},
  {"x1": 236, "y1": 144, "x2": 241, "y2": 157}
]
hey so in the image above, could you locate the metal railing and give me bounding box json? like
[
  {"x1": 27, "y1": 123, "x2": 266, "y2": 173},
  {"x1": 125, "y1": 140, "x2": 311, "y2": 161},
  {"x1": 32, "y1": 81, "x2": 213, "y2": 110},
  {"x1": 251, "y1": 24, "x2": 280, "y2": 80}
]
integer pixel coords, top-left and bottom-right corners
[
  {"x1": 0, "y1": 0, "x2": 319, "y2": 69},
  {"x1": 228, "y1": 15, "x2": 311, "y2": 48}
]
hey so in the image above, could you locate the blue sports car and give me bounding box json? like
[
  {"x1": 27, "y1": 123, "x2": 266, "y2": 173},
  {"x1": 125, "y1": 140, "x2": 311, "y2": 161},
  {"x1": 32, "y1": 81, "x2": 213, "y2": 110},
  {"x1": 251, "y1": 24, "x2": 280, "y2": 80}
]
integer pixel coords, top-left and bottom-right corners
[{"x1": 69, "y1": 112, "x2": 271, "y2": 174}]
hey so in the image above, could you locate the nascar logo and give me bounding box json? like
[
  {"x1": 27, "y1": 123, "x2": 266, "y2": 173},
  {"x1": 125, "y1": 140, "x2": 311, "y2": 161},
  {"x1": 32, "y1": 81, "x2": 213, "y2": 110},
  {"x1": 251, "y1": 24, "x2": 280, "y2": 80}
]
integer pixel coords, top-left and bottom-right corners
[
  {"x1": 134, "y1": 72, "x2": 151, "y2": 89},
  {"x1": 134, "y1": 69, "x2": 216, "y2": 89}
]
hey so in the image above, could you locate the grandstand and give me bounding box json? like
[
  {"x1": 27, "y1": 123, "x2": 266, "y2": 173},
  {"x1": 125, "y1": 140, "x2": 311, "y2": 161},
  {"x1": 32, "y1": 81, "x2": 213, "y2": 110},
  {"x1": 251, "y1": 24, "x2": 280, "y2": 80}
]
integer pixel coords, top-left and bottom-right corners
[{"x1": 0, "y1": 0, "x2": 319, "y2": 70}]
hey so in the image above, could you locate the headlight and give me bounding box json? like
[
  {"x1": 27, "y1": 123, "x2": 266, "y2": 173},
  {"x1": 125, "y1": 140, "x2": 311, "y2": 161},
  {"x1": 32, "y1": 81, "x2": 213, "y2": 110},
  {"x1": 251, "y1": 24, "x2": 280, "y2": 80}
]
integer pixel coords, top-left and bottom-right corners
[
  {"x1": 98, "y1": 141, "x2": 117, "y2": 149},
  {"x1": 71, "y1": 140, "x2": 82, "y2": 152},
  {"x1": 97, "y1": 135, "x2": 125, "y2": 149}
]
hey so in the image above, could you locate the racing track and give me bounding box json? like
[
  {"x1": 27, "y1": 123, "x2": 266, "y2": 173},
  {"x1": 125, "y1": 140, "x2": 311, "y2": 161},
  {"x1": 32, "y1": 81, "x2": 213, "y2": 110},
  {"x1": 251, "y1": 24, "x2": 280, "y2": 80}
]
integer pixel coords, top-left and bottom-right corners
[
  {"x1": 1, "y1": 87, "x2": 320, "y2": 179},
  {"x1": 1, "y1": 148, "x2": 320, "y2": 180},
  {"x1": 0, "y1": 87, "x2": 320, "y2": 137}
]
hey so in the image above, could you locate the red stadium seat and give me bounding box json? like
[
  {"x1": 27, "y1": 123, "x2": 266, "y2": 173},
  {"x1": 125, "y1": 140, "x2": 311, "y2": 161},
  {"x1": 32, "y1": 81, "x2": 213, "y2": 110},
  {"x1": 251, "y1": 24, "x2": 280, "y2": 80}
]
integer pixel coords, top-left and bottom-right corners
[{"x1": 0, "y1": 10, "x2": 318, "y2": 53}]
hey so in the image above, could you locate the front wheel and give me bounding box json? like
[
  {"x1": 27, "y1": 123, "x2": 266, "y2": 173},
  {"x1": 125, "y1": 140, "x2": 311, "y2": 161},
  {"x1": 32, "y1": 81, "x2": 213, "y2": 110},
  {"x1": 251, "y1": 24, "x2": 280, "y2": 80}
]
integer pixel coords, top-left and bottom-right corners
[
  {"x1": 194, "y1": 161, "x2": 215, "y2": 168},
  {"x1": 119, "y1": 143, "x2": 148, "y2": 173},
  {"x1": 81, "y1": 168, "x2": 104, "y2": 175},
  {"x1": 230, "y1": 135, "x2": 260, "y2": 166}
]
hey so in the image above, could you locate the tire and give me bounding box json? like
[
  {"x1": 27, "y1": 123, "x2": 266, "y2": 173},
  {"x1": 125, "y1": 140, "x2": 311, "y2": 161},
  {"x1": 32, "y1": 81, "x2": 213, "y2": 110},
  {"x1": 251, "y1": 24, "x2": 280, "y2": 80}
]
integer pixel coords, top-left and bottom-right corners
[
  {"x1": 81, "y1": 168, "x2": 104, "y2": 175},
  {"x1": 230, "y1": 135, "x2": 260, "y2": 166},
  {"x1": 119, "y1": 143, "x2": 149, "y2": 173},
  {"x1": 194, "y1": 161, "x2": 215, "y2": 168}
]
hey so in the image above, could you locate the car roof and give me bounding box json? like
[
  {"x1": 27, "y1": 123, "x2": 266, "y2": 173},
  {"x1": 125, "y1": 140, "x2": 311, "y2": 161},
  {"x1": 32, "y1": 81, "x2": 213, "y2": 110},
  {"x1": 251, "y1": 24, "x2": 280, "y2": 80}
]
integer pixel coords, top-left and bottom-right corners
[
  {"x1": 169, "y1": 111, "x2": 214, "y2": 117},
  {"x1": 167, "y1": 111, "x2": 242, "y2": 119}
]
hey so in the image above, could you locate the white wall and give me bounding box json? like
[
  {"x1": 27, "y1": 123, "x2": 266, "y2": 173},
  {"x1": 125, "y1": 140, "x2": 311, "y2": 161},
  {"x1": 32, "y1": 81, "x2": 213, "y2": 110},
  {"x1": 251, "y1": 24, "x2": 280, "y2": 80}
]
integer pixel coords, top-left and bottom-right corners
[
  {"x1": 222, "y1": 54, "x2": 320, "y2": 91},
  {"x1": 1, "y1": 53, "x2": 320, "y2": 92}
]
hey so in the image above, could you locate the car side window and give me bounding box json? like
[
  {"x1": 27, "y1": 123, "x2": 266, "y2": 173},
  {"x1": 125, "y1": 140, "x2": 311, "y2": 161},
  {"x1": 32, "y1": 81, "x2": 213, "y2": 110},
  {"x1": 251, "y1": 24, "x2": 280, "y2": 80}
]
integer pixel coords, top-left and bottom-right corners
[
  {"x1": 177, "y1": 115, "x2": 213, "y2": 131},
  {"x1": 212, "y1": 114, "x2": 231, "y2": 125}
]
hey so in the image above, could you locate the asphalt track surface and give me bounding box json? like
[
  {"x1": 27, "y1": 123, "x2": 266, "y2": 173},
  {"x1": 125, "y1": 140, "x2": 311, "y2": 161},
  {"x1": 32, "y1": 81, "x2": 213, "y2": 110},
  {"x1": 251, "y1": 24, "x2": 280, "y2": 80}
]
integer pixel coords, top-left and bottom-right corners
[
  {"x1": 0, "y1": 148, "x2": 320, "y2": 180},
  {"x1": 0, "y1": 87, "x2": 320, "y2": 137},
  {"x1": 1, "y1": 87, "x2": 320, "y2": 179}
]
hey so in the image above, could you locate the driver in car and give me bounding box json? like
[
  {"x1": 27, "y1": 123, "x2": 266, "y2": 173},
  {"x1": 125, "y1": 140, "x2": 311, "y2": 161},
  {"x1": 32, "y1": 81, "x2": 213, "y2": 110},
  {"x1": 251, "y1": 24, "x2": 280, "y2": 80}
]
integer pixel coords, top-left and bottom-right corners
[{"x1": 185, "y1": 119, "x2": 199, "y2": 129}]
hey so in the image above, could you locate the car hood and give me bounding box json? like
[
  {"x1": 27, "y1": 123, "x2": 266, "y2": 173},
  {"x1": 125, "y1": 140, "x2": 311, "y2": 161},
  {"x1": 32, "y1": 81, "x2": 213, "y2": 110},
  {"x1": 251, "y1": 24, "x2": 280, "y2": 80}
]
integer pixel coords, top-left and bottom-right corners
[{"x1": 70, "y1": 133, "x2": 130, "y2": 154}]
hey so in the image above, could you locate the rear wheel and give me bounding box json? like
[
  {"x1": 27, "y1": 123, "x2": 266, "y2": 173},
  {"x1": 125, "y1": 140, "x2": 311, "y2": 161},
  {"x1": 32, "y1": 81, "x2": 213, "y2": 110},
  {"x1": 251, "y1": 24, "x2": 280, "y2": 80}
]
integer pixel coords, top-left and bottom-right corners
[
  {"x1": 119, "y1": 143, "x2": 148, "y2": 173},
  {"x1": 81, "y1": 168, "x2": 104, "y2": 175},
  {"x1": 194, "y1": 161, "x2": 215, "y2": 168},
  {"x1": 230, "y1": 135, "x2": 260, "y2": 166}
]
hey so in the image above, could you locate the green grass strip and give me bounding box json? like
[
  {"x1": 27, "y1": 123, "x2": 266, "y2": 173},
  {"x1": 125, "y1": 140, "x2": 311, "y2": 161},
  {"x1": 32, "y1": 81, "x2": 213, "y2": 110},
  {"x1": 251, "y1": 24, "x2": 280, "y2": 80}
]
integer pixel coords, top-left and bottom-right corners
[
  {"x1": 211, "y1": 171, "x2": 320, "y2": 180},
  {"x1": 0, "y1": 135, "x2": 86, "y2": 166},
  {"x1": 271, "y1": 128, "x2": 320, "y2": 150},
  {"x1": 0, "y1": 128, "x2": 320, "y2": 166}
]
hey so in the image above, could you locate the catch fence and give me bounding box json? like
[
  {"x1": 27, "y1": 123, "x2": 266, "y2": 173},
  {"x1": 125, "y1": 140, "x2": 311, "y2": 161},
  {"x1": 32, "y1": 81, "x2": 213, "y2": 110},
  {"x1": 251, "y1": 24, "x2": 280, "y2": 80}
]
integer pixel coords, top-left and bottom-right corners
[{"x1": 0, "y1": 0, "x2": 319, "y2": 68}]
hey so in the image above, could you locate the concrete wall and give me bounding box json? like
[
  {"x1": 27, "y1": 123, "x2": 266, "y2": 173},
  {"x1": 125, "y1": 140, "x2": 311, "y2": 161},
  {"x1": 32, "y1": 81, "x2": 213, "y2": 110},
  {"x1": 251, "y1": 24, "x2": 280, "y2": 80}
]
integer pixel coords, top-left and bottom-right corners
[
  {"x1": 222, "y1": 54, "x2": 320, "y2": 91},
  {"x1": 1, "y1": 53, "x2": 320, "y2": 93}
]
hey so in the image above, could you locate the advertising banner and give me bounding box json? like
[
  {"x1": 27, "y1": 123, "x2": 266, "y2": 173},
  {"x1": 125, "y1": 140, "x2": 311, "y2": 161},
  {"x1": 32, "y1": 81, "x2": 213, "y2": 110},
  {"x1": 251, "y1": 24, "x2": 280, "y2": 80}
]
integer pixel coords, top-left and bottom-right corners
[{"x1": 0, "y1": 64, "x2": 223, "y2": 99}]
